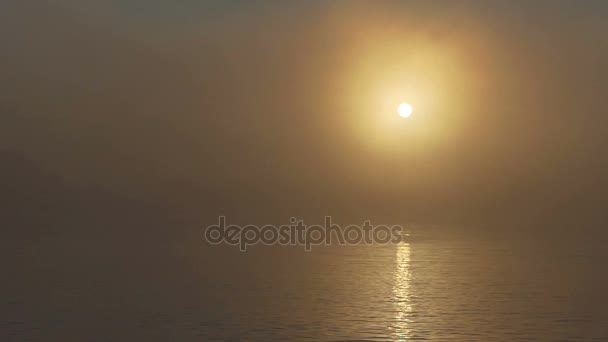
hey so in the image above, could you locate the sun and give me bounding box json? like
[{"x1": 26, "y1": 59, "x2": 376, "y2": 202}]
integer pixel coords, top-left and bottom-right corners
[{"x1": 397, "y1": 103, "x2": 413, "y2": 118}]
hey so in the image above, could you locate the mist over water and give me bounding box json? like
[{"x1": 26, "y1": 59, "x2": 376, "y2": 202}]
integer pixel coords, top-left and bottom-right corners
[{"x1": 2, "y1": 1, "x2": 608, "y2": 340}]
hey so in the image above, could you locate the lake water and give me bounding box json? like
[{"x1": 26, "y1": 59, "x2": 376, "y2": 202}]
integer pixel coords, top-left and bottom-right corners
[{"x1": 3, "y1": 225, "x2": 608, "y2": 341}]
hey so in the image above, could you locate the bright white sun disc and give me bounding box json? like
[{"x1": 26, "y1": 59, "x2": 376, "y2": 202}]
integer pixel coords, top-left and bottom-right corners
[{"x1": 398, "y1": 103, "x2": 413, "y2": 118}]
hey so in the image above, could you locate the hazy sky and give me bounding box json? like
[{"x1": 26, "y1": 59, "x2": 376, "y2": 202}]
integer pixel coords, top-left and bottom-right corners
[{"x1": 2, "y1": 0, "x2": 608, "y2": 224}]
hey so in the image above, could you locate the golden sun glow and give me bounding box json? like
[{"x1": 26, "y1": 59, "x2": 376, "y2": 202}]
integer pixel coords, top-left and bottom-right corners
[
  {"x1": 339, "y1": 25, "x2": 480, "y2": 156},
  {"x1": 397, "y1": 103, "x2": 413, "y2": 118}
]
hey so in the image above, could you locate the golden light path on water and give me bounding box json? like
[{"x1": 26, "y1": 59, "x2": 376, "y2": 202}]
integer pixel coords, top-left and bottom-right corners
[{"x1": 392, "y1": 243, "x2": 413, "y2": 340}]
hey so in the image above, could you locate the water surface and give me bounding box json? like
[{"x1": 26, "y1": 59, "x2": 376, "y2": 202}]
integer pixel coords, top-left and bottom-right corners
[{"x1": 4, "y1": 227, "x2": 608, "y2": 341}]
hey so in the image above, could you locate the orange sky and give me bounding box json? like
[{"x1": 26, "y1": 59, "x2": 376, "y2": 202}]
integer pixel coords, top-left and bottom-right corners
[{"x1": 2, "y1": 1, "x2": 608, "y2": 224}]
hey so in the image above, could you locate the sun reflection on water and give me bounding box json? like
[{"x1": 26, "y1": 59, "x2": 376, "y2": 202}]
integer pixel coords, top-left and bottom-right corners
[{"x1": 392, "y1": 243, "x2": 412, "y2": 340}]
